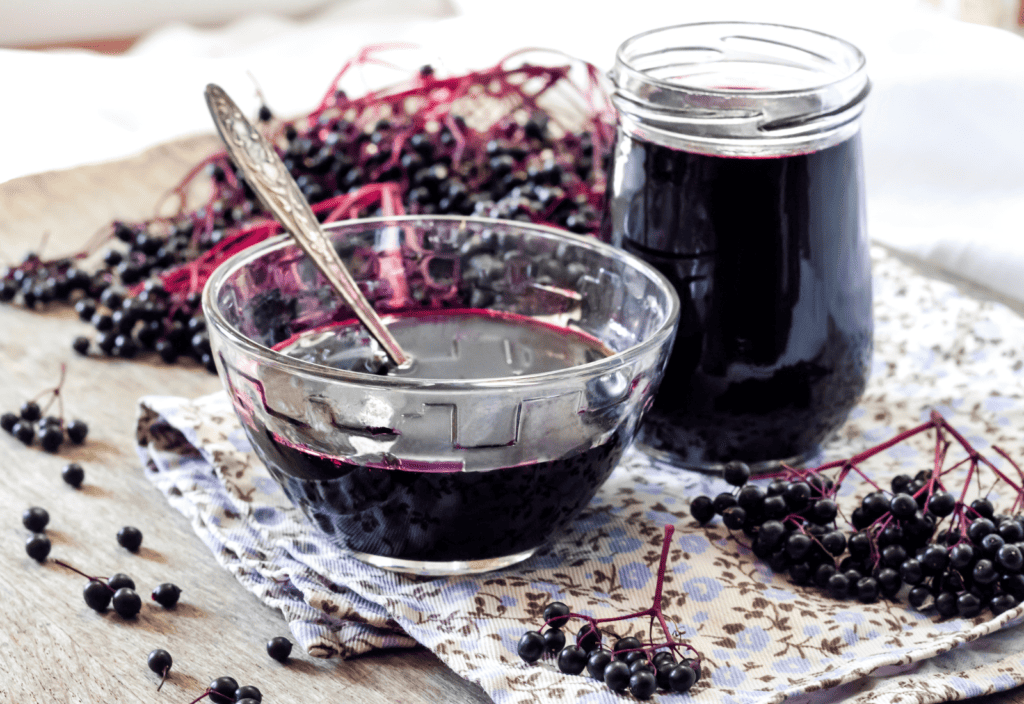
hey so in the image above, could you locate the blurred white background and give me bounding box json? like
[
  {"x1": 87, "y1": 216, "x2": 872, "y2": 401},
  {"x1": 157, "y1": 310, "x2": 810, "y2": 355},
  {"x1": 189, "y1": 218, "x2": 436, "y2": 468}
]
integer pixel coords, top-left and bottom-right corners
[{"x1": 1, "y1": 0, "x2": 1023, "y2": 307}]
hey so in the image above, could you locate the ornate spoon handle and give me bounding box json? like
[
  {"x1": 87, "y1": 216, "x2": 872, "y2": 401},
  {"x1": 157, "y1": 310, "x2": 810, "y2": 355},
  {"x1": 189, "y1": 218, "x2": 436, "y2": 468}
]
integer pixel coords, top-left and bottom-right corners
[{"x1": 204, "y1": 83, "x2": 411, "y2": 367}]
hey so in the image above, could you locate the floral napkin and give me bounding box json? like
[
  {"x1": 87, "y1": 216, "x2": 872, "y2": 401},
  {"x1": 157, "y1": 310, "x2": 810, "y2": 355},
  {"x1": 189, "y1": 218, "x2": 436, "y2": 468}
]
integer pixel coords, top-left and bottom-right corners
[{"x1": 136, "y1": 247, "x2": 1024, "y2": 703}]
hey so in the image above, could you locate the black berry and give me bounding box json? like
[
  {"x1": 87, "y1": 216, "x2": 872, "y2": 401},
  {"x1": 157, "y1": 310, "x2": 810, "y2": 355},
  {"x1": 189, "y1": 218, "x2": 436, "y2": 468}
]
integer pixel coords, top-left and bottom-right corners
[
  {"x1": 603, "y1": 659, "x2": 630, "y2": 692},
  {"x1": 151, "y1": 582, "x2": 182, "y2": 608},
  {"x1": 22, "y1": 506, "x2": 49, "y2": 532},
  {"x1": 543, "y1": 601, "x2": 571, "y2": 629},
  {"x1": 25, "y1": 534, "x2": 51, "y2": 561},
  {"x1": 556, "y1": 645, "x2": 588, "y2": 675},
  {"x1": 689, "y1": 496, "x2": 715, "y2": 525},
  {"x1": 19, "y1": 401, "x2": 41, "y2": 422},
  {"x1": 66, "y1": 419, "x2": 88, "y2": 444},
  {"x1": 62, "y1": 462, "x2": 85, "y2": 488},
  {"x1": 629, "y1": 670, "x2": 657, "y2": 699},
  {"x1": 107, "y1": 573, "x2": 135, "y2": 591},
  {"x1": 586, "y1": 650, "x2": 612, "y2": 679},
  {"x1": 543, "y1": 628, "x2": 565, "y2": 653},
  {"x1": 83, "y1": 580, "x2": 112, "y2": 611},
  {"x1": 722, "y1": 460, "x2": 750, "y2": 486},
  {"x1": 112, "y1": 587, "x2": 142, "y2": 618},
  {"x1": 235, "y1": 685, "x2": 262, "y2": 702},
  {"x1": 117, "y1": 526, "x2": 143, "y2": 552},
  {"x1": 0, "y1": 412, "x2": 17, "y2": 433},
  {"x1": 267, "y1": 635, "x2": 293, "y2": 662},
  {"x1": 668, "y1": 663, "x2": 697, "y2": 693},
  {"x1": 12, "y1": 421, "x2": 34, "y2": 445},
  {"x1": 576, "y1": 624, "x2": 601, "y2": 652},
  {"x1": 147, "y1": 648, "x2": 172, "y2": 675},
  {"x1": 38, "y1": 425, "x2": 63, "y2": 453},
  {"x1": 208, "y1": 676, "x2": 238, "y2": 704}
]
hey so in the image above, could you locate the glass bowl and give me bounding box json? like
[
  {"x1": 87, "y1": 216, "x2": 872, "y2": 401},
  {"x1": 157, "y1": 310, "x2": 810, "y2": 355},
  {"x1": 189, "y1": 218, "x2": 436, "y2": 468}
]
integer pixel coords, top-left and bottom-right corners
[{"x1": 204, "y1": 216, "x2": 679, "y2": 575}]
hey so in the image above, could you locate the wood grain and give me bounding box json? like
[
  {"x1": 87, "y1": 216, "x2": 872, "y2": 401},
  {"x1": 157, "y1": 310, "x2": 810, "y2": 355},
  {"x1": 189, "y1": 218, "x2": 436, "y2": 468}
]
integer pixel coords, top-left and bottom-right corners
[{"x1": 0, "y1": 139, "x2": 489, "y2": 704}]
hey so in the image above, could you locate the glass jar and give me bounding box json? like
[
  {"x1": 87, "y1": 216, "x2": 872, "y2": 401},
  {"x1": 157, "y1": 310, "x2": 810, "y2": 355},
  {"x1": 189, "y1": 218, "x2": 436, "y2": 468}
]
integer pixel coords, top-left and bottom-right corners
[{"x1": 602, "y1": 22, "x2": 873, "y2": 470}]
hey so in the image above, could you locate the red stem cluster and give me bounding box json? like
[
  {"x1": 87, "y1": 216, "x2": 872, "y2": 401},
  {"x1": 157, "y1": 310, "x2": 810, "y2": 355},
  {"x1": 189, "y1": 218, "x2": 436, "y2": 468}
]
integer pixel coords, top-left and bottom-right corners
[{"x1": 545, "y1": 525, "x2": 700, "y2": 671}]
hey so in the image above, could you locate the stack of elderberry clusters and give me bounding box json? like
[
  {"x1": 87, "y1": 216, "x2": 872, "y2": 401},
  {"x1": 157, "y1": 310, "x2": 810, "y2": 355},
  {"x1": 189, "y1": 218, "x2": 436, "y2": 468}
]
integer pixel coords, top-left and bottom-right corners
[
  {"x1": 691, "y1": 460, "x2": 1024, "y2": 619},
  {"x1": 0, "y1": 59, "x2": 611, "y2": 372}
]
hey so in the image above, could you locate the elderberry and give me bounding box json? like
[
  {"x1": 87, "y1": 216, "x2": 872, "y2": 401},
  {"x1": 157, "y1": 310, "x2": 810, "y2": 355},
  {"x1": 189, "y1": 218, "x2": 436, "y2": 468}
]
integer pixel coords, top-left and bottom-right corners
[
  {"x1": 107, "y1": 573, "x2": 135, "y2": 591},
  {"x1": 543, "y1": 628, "x2": 566, "y2": 653},
  {"x1": 22, "y1": 506, "x2": 49, "y2": 532},
  {"x1": 557, "y1": 645, "x2": 588, "y2": 675},
  {"x1": 112, "y1": 587, "x2": 142, "y2": 618},
  {"x1": 12, "y1": 421, "x2": 34, "y2": 445},
  {"x1": 629, "y1": 670, "x2": 657, "y2": 699},
  {"x1": 576, "y1": 623, "x2": 601, "y2": 652},
  {"x1": 117, "y1": 526, "x2": 143, "y2": 552},
  {"x1": 83, "y1": 580, "x2": 112, "y2": 611},
  {"x1": 543, "y1": 601, "x2": 571, "y2": 628},
  {"x1": 19, "y1": 401, "x2": 41, "y2": 422},
  {"x1": 516, "y1": 528, "x2": 702, "y2": 698},
  {"x1": 61, "y1": 462, "x2": 84, "y2": 488},
  {"x1": 667, "y1": 663, "x2": 697, "y2": 693},
  {"x1": 147, "y1": 648, "x2": 172, "y2": 676},
  {"x1": 603, "y1": 660, "x2": 630, "y2": 693},
  {"x1": 209, "y1": 676, "x2": 239, "y2": 704},
  {"x1": 236, "y1": 685, "x2": 263, "y2": 702},
  {"x1": 151, "y1": 583, "x2": 182, "y2": 608},
  {"x1": 693, "y1": 414, "x2": 1024, "y2": 621},
  {"x1": 689, "y1": 496, "x2": 715, "y2": 525},
  {"x1": 267, "y1": 635, "x2": 293, "y2": 662},
  {"x1": 587, "y1": 650, "x2": 612, "y2": 679},
  {"x1": 0, "y1": 412, "x2": 17, "y2": 433},
  {"x1": 723, "y1": 460, "x2": 750, "y2": 487},
  {"x1": 39, "y1": 424, "x2": 63, "y2": 452},
  {"x1": 72, "y1": 336, "x2": 90, "y2": 355},
  {"x1": 25, "y1": 534, "x2": 51, "y2": 561}
]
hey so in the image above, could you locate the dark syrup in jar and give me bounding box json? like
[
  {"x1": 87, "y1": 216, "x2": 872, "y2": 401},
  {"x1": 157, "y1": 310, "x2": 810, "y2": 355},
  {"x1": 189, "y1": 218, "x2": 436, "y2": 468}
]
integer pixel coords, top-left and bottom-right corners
[
  {"x1": 240, "y1": 309, "x2": 626, "y2": 562},
  {"x1": 605, "y1": 135, "x2": 872, "y2": 465}
]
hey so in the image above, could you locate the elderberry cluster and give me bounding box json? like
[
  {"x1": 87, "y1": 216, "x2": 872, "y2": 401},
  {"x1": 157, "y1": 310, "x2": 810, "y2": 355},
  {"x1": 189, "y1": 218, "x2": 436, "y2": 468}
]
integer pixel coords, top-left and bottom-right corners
[
  {"x1": 516, "y1": 602, "x2": 701, "y2": 700},
  {"x1": 1, "y1": 400, "x2": 87, "y2": 453},
  {"x1": 693, "y1": 459, "x2": 1024, "y2": 619},
  {"x1": 0, "y1": 57, "x2": 611, "y2": 373},
  {"x1": 72, "y1": 277, "x2": 215, "y2": 370}
]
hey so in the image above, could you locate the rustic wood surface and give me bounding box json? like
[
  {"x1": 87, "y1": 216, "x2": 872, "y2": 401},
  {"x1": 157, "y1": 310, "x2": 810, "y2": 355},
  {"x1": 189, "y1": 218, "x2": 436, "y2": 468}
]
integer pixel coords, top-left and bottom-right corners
[{"x1": 0, "y1": 135, "x2": 1022, "y2": 704}]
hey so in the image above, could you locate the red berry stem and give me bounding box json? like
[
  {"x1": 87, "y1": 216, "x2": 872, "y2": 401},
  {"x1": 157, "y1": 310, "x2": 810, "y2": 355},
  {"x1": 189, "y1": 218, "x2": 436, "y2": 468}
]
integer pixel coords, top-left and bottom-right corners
[
  {"x1": 51, "y1": 559, "x2": 116, "y2": 593},
  {"x1": 556, "y1": 525, "x2": 700, "y2": 665},
  {"x1": 184, "y1": 689, "x2": 212, "y2": 704}
]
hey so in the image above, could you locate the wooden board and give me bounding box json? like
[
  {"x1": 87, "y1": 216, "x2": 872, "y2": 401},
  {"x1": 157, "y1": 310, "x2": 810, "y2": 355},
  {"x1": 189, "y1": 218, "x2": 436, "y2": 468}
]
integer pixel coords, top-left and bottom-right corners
[{"x1": 0, "y1": 136, "x2": 490, "y2": 704}]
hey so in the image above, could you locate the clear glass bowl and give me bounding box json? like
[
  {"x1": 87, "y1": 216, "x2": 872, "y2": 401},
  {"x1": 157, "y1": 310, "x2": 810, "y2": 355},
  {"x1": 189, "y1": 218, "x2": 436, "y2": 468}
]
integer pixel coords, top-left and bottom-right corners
[{"x1": 204, "y1": 216, "x2": 679, "y2": 575}]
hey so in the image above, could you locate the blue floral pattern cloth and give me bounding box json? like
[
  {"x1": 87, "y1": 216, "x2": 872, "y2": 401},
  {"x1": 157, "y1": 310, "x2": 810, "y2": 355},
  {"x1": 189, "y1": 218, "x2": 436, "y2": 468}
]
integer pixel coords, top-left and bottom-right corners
[{"x1": 136, "y1": 248, "x2": 1024, "y2": 703}]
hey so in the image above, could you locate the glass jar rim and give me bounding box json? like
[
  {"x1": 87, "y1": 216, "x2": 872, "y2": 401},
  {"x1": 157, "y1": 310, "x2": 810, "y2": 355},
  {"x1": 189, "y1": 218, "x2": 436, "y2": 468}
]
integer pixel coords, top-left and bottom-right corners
[
  {"x1": 610, "y1": 21, "x2": 869, "y2": 155},
  {"x1": 613, "y1": 21, "x2": 867, "y2": 98}
]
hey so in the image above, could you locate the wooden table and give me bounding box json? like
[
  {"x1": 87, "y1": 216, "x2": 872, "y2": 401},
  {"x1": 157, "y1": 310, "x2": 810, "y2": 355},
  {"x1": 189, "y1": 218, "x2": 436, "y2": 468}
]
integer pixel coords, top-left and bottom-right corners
[{"x1": 0, "y1": 136, "x2": 1020, "y2": 704}]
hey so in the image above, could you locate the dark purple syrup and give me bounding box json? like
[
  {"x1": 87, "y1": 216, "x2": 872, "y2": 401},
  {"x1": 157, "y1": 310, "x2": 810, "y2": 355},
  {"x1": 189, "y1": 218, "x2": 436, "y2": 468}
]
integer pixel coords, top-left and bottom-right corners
[
  {"x1": 239, "y1": 310, "x2": 626, "y2": 562},
  {"x1": 603, "y1": 135, "x2": 872, "y2": 465}
]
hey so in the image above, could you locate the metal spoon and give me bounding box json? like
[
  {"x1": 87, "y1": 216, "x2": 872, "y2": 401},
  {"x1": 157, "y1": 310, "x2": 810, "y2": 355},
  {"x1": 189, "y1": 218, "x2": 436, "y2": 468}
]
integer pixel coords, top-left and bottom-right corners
[{"x1": 204, "y1": 83, "x2": 412, "y2": 368}]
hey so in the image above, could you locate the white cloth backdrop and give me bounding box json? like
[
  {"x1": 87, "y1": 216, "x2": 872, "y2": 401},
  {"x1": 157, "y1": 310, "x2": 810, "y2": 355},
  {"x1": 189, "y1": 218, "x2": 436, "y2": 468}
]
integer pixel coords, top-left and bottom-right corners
[{"x1": 1, "y1": 0, "x2": 1023, "y2": 304}]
